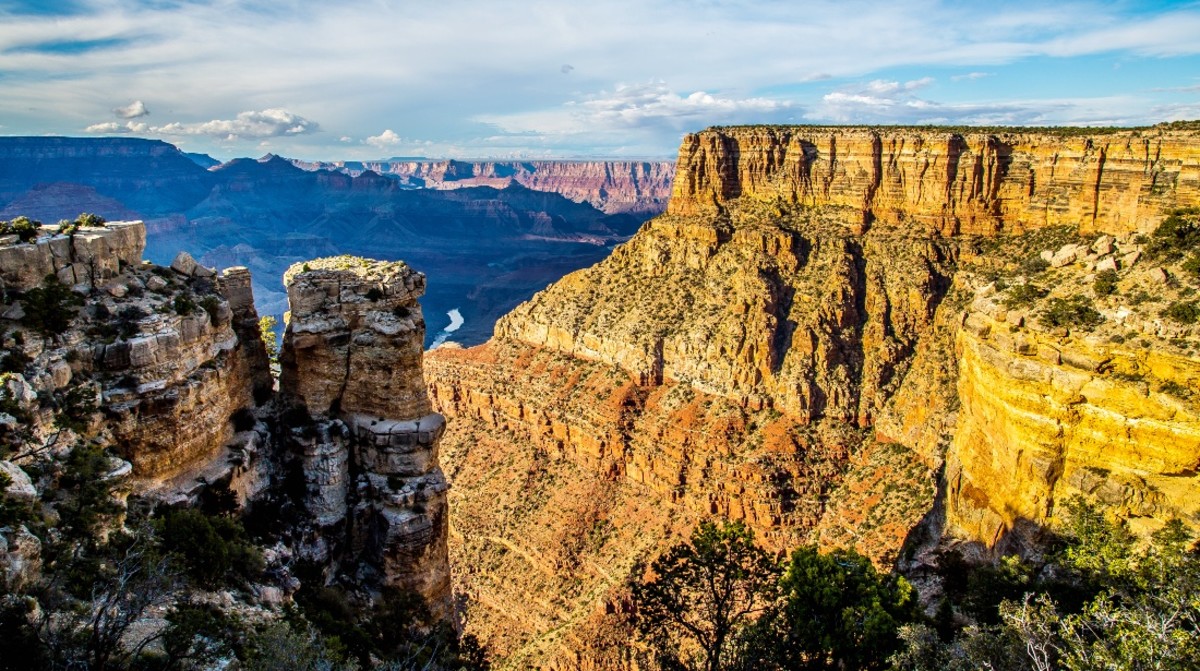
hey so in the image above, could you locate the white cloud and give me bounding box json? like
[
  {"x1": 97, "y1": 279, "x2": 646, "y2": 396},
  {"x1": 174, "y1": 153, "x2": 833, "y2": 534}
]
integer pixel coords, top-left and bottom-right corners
[
  {"x1": 811, "y1": 82, "x2": 1149, "y2": 127},
  {"x1": 149, "y1": 109, "x2": 318, "y2": 140},
  {"x1": 113, "y1": 100, "x2": 149, "y2": 119},
  {"x1": 0, "y1": 1, "x2": 1197, "y2": 157},
  {"x1": 365, "y1": 129, "x2": 403, "y2": 148},
  {"x1": 483, "y1": 82, "x2": 796, "y2": 137},
  {"x1": 85, "y1": 120, "x2": 148, "y2": 134},
  {"x1": 951, "y1": 72, "x2": 991, "y2": 82}
]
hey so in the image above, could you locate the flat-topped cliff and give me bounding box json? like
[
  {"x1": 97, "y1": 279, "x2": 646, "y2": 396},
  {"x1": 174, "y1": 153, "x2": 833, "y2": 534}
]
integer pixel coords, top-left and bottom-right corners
[
  {"x1": 425, "y1": 124, "x2": 1200, "y2": 667},
  {"x1": 280, "y1": 256, "x2": 452, "y2": 617},
  {"x1": 290, "y1": 158, "x2": 675, "y2": 215},
  {"x1": 669, "y1": 126, "x2": 1200, "y2": 235}
]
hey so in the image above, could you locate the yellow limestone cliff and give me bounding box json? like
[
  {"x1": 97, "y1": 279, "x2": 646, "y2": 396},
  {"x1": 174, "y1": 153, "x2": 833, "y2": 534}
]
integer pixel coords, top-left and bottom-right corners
[{"x1": 426, "y1": 125, "x2": 1200, "y2": 668}]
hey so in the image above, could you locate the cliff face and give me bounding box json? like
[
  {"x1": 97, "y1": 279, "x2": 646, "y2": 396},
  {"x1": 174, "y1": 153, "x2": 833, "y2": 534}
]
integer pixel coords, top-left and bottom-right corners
[
  {"x1": 290, "y1": 159, "x2": 676, "y2": 215},
  {"x1": 0, "y1": 223, "x2": 272, "y2": 497},
  {"x1": 669, "y1": 127, "x2": 1200, "y2": 235},
  {"x1": 280, "y1": 256, "x2": 451, "y2": 617},
  {"x1": 0, "y1": 137, "x2": 216, "y2": 217},
  {"x1": 945, "y1": 246, "x2": 1200, "y2": 549},
  {"x1": 0, "y1": 225, "x2": 452, "y2": 623},
  {"x1": 426, "y1": 124, "x2": 1200, "y2": 667}
]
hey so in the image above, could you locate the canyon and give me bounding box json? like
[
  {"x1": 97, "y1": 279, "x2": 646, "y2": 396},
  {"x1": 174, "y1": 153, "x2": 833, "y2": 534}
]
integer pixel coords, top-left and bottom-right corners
[
  {"x1": 0, "y1": 223, "x2": 450, "y2": 615},
  {"x1": 1, "y1": 125, "x2": 1199, "y2": 669},
  {"x1": 0, "y1": 138, "x2": 668, "y2": 346},
  {"x1": 288, "y1": 158, "x2": 675, "y2": 215},
  {"x1": 425, "y1": 124, "x2": 1200, "y2": 667}
]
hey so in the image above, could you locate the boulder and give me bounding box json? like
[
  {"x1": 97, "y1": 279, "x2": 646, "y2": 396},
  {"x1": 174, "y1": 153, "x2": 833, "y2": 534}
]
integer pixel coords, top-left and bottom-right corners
[
  {"x1": 0, "y1": 461, "x2": 36, "y2": 501},
  {"x1": 170, "y1": 251, "x2": 200, "y2": 276}
]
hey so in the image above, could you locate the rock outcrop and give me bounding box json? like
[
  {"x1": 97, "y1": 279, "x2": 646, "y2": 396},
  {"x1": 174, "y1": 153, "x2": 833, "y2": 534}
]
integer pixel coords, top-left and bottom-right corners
[
  {"x1": 669, "y1": 126, "x2": 1200, "y2": 235},
  {"x1": 0, "y1": 221, "x2": 145, "y2": 292},
  {"x1": 0, "y1": 222, "x2": 272, "y2": 495},
  {"x1": 290, "y1": 159, "x2": 676, "y2": 215},
  {"x1": 280, "y1": 256, "x2": 451, "y2": 618},
  {"x1": 425, "y1": 124, "x2": 1200, "y2": 667}
]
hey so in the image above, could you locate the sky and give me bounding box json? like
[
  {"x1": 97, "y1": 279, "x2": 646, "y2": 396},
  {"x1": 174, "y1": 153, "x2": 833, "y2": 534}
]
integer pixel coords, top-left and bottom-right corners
[{"x1": 0, "y1": 0, "x2": 1198, "y2": 160}]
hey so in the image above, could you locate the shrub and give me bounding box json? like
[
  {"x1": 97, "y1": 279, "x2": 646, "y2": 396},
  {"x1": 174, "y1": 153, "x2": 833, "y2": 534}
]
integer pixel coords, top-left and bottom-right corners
[
  {"x1": 1019, "y1": 255, "x2": 1050, "y2": 275},
  {"x1": 1183, "y1": 252, "x2": 1200, "y2": 279},
  {"x1": 1162, "y1": 300, "x2": 1200, "y2": 324},
  {"x1": 0, "y1": 216, "x2": 42, "y2": 243},
  {"x1": 21, "y1": 276, "x2": 83, "y2": 335},
  {"x1": 0, "y1": 347, "x2": 30, "y2": 374},
  {"x1": 116, "y1": 305, "x2": 146, "y2": 339},
  {"x1": 1093, "y1": 269, "x2": 1119, "y2": 296},
  {"x1": 1002, "y1": 282, "x2": 1048, "y2": 309},
  {"x1": 1146, "y1": 207, "x2": 1200, "y2": 260},
  {"x1": 53, "y1": 385, "x2": 97, "y2": 433},
  {"x1": 173, "y1": 292, "x2": 197, "y2": 316},
  {"x1": 157, "y1": 507, "x2": 264, "y2": 589},
  {"x1": 1040, "y1": 295, "x2": 1104, "y2": 329},
  {"x1": 199, "y1": 295, "x2": 221, "y2": 324},
  {"x1": 75, "y1": 212, "x2": 106, "y2": 228}
]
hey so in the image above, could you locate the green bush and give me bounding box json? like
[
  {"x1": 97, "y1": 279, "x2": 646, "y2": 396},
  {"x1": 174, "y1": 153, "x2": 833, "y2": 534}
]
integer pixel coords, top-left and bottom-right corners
[
  {"x1": 0, "y1": 216, "x2": 42, "y2": 243},
  {"x1": 1147, "y1": 207, "x2": 1200, "y2": 260},
  {"x1": 1183, "y1": 252, "x2": 1200, "y2": 279},
  {"x1": 1002, "y1": 282, "x2": 1048, "y2": 309},
  {"x1": 1092, "y1": 269, "x2": 1119, "y2": 296},
  {"x1": 173, "y1": 292, "x2": 198, "y2": 316},
  {"x1": 115, "y1": 305, "x2": 146, "y2": 339},
  {"x1": 21, "y1": 276, "x2": 83, "y2": 335},
  {"x1": 75, "y1": 212, "x2": 106, "y2": 228},
  {"x1": 53, "y1": 385, "x2": 97, "y2": 433},
  {"x1": 1019, "y1": 255, "x2": 1050, "y2": 275},
  {"x1": 1040, "y1": 295, "x2": 1104, "y2": 329},
  {"x1": 199, "y1": 295, "x2": 221, "y2": 324},
  {"x1": 157, "y1": 507, "x2": 264, "y2": 589},
  {"x1": 1162, "y1": 300, "x2": 1200, "y2": 325}
]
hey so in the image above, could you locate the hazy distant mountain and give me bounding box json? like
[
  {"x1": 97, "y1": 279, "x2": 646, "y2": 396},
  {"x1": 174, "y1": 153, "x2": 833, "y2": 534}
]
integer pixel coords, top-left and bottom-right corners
[
  {"x1": 288, "y1": 157, "x2": 675, "y2": 215},
  {"x1": 0, "y1": 137, "x2": 662, "y2": 345}
]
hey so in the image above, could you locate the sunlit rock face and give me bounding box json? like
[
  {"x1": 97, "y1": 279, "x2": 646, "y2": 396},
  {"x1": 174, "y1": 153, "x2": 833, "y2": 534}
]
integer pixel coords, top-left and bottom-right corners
[
  {"x1": 425, "y1": 124, "x2": 1200, "y2": 667},
  {"x1": 280, "y1": 256, "x2": 451, "y2": 618}
]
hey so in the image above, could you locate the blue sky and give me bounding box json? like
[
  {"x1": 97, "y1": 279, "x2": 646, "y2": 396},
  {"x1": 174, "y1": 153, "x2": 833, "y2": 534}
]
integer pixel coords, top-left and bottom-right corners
[{"x1": 1, "y1": 0, "x2": 1198, "y2": 160}]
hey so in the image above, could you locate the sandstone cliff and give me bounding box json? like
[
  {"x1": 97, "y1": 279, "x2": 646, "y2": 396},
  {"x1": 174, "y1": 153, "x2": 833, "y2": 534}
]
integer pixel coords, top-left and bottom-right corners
[
  {"x1": 669, "y1": 126, "x2": 1200, "y2": 236},
  {"x1": 280, "y1": 256, "x2": 452, "y2": 617},
  {"x1": 425, "y1": 124, "x2": 1200, "y2": 667},
  {"x1": 290, "y1": 159, "x2": 675, "y2": 215},
  {"x1": 0, "y1": 222, "x2": 272, "y2": 498}
]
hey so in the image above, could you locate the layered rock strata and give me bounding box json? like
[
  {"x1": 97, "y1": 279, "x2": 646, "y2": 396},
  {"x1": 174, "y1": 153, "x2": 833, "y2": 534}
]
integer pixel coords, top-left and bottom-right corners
[
  {"x1": 290, "y1": 159, "x2": 676, "y2": 215},
  {"x1": 945, "y1": 240, "x2": 1200, "y2": 548},
  {"x1": 0, "y1": 222, "x2": 271, "y2": 494},
  {"x1": 280, "y1": 256, "x2": 451, "y2": 616},
  {"x1": 0, "y1": 221, "x2": 144, "y2": 292},
  {"x1": 426, "y1": 124, "x2": 1200, "y2": 666},
  {"x1": 669, "y1": 126, "x2": 1200, "y2": 235}
]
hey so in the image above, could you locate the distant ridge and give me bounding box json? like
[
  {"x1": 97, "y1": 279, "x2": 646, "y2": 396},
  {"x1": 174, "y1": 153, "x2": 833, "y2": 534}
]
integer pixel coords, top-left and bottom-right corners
[{"x1": 286, "y1": 156, "x2": 676, "y2": 215}]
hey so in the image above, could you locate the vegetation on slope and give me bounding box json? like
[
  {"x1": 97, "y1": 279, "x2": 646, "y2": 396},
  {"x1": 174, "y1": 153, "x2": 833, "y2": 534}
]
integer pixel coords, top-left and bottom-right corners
[{"x1": 632, "y1": 509, "x2": 1200, "y2": 671}]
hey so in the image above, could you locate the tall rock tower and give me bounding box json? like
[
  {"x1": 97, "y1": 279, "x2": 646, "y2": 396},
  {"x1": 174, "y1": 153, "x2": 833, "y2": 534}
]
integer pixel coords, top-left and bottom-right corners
[{"x1": 279, "y1": 255, "x2": 451, "y2": 618}]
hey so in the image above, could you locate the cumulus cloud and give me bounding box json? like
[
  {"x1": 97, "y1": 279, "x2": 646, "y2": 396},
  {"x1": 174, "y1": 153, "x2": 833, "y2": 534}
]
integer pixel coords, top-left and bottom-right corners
[
  {"x1": 150, "y1": 109, "x2": 318, "y2": 140},
  {"x1": 810, "y1": 77, "x2": 1147, "y2": 126},
  {"x1": 85, "y1": 120, "x2": 147, "y2": 134},
  {"x1": 4, "y1": 0, "x2": 1199, "y2": 156},
  {"x1": 113, "y1": 100, "x2": 149, "y2": 119},
  {"x1": 365, "y1": 129, "x2": 403, "y2": 148},
  {"x1": 483, "y1": 82, "x2": 796, "y2": 138}
]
